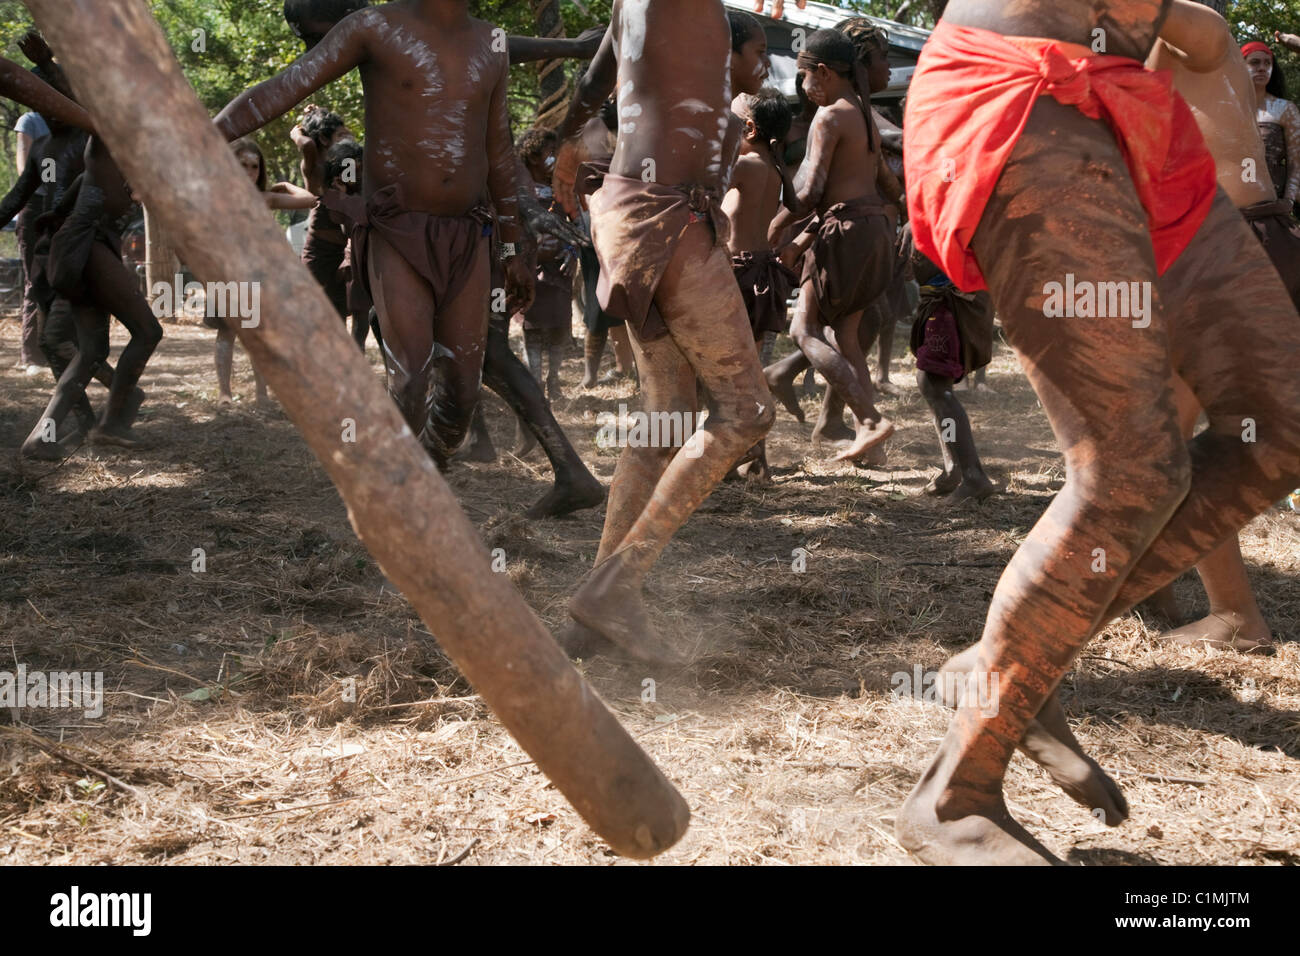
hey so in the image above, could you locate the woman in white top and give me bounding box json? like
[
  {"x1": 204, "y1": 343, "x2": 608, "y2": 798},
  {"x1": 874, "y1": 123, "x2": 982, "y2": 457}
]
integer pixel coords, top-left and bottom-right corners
[{"x1": 1243, "y1": 41, "x2": 1300, "y2": 205}]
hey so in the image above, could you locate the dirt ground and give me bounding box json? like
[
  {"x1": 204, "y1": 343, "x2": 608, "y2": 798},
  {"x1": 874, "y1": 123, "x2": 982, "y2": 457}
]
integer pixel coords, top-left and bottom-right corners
[{"x1": 1, "y1": 313, "x2": 1297, "y2": 866}]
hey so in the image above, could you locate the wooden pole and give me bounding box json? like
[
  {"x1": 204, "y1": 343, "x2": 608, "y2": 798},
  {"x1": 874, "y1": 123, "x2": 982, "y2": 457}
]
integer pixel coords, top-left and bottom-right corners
[{"x1": 23, "y1": 0, "x2": 689, "y2": 859}]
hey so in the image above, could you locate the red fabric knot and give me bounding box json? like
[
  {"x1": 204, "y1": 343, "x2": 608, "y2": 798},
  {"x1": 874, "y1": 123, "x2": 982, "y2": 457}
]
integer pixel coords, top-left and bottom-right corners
[{"x1": 1040, "y1": 46, "x2": 1093, "y2": 107}]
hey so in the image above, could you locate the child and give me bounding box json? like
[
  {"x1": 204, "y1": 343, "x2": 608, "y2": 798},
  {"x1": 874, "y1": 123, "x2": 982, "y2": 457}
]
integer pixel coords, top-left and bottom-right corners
[
  {"x1": 514, "y1": 128, "x2": 575, "y2": 404},
  {"x1": 764, "y1": 29, "x2": 895, "y2": 462},
  {"x1": 723, "y1": 88, "x2": 797, "y2": 479}
]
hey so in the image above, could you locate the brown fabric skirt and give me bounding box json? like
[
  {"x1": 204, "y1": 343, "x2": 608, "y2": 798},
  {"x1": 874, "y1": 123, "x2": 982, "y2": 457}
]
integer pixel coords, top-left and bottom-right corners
[
  {"x1": 322, "y1": 185, "x2": 491, "y2": 317},
  {"x1": 1241, "y1": 197, "x2": 1300, "y2": 309},
  {"x1": 732, "y1": 250, "x2": 797, "y2": 338},
  {"x1": 587, "y1": 170, "x2": 728, "y2": 342},
  {"x1": 909, "y1": 283, "x2": 995, "y2": 383},
  {"x1": 800, "y1": 197, "x2": 894, "y2": 324}
]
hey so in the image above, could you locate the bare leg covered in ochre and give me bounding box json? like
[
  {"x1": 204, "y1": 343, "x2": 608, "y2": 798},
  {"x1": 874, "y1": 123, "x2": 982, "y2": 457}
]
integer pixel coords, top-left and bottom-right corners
[
  {"x1": 896, "y1": 98, "x2": 1300, "y2": 865},
  {"x1": 1150, "y1": 375, "x2": 1274, "y2": 652},
  {"x1": 566, "y1": 223, "x2": 774, "y2": 664},
  {"x1": 367, "y1": 231, "x2": 489, "y2": 470}
]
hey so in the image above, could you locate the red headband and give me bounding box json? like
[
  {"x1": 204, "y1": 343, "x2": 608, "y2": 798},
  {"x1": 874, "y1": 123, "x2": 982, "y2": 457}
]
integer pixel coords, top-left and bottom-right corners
[{"x1": 1242, "y1": 41, "x2": 1273, "y2": 61}]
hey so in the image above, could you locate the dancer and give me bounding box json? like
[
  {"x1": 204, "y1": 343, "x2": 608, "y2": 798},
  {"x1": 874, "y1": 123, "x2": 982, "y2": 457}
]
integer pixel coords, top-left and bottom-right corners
[
  {"x1": 898, "y1": 0, "x2": 1300, "y2": 865},
  {"x1": 553, "y1": 0, "x2": 776, "y2": 663},
  {"x1": 217, "y1": 0, "x2": 534, "y2": 470},
  {"x1": 763, "y1": 29, "x2": 895, "y2": 462}
]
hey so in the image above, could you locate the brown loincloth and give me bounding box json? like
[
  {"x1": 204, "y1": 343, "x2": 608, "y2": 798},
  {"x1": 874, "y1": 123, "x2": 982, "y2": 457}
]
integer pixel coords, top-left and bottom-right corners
[
  {"x1": 731, "y1": 250, "x2": 797, "y2": 339},
  {"x1": 586, "y1": 169, "x2": 729, "y2": 342},
  {"x1": 1241, "y1": 197, "x2": 1300, "y2": 309},
  {"x1": 45, "y1": 182, "x2": 121, "y2": 305},
  {"x1": 909, "y1": 280, "x2": 995, "y2": 383},
  {"x1": 801, "y1": 197, "x2": 894, "y2": 325},
  {"x1": 322, "y1": 184, "x2": 492, "y2": 318}
]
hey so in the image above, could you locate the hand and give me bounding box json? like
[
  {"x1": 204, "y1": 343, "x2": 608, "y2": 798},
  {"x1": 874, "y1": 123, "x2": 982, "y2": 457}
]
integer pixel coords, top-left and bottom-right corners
[
  {"x1": 575, "y1": 25, "x2": 607, "y2": 59},
  {"x1": 19, "y1": 30, "x2": 53, "y2": 67},
  {"x1": 753, "y1": 0, "x2": 807, "y2": 19},
  {"x1": 777, "y1": 242, "x2": 802, "y2": 272},
  {"x1": 523, "y1": 201, "x2": 590, "y2": 249},
  {"x1": 505, "y1": 254, "x2": 536, "y2": 316},
  {"x1": 553, "y1": 139, "x2": 585, "y2": 220}
]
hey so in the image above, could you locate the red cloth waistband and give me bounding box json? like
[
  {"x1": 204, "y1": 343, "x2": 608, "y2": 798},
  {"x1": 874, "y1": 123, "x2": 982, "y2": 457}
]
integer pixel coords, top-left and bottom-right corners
[{"x1": 903, "y1": 20, "x2": 1217, "y2": 292}]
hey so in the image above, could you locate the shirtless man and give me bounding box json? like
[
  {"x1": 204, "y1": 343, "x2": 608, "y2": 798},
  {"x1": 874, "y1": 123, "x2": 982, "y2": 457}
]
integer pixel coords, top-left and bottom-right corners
[
  {"x1": 280, "y1": 0, "x2": 602, "y2": 517},
  {"x1": 217, "y1": 0, "x2": 534, "y2": 471},
  {"x1": 1140, "y1": 3, "x2": 1300, "y2": 653},
  {"x1": 897, "y1": 0, "x2": 1300, "y2": 865},
  {"x1": 551, "y1": 0, "x2": 776, "y2": 663},
  {"x1": 724, "y1": 87, "x2": 796, "y2": 480},
  {"x1": 764, "y1": 29, "x2": 895, "y2": 462}
]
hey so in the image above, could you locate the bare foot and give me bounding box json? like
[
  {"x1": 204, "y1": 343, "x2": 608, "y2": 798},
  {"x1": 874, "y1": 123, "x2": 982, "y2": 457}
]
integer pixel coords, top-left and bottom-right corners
[
  {"x1": 942, "y1": 475, "x2": 996, "y2": 508},
  {"x1": 938, "y1": 649, "x2": 1128, "y2": 826},
  {"x1": 90, "y1": 422, "x2": 145, "y2": 449},
  {"x1": 217, "y1": 393, "x2": 234, "y2": 406},
  {"x1": 569, "y1": 550, "x2": 687, "y2": 666},
  {"x1": 20, "y1": 427, "x2": 82, "y2": 461},
  {"x1": 766, "y1": 372, "x2": 805, "y2": 423},
  {"x1": 833, "y1": 418, "x2": 894, "y2": 462},
  {"x1": 123, "y1": 387, "x2": 146, "y2": 426},
  {"x1": 863, "y1": 441, "x2": 888, "y2": 468},
  {"x1": 811, "y1": 418, "x2": 854, "y2": 444},
  {"x1": 1162, "y1": 610, "x2": 1274, "y2": 654},
  {"x1": 896, "y1": 771, "x2": 1060, "y2": 865},
  {"x1": 875, "y1": 378, "x2": 904, "y2": 398},
  {"x1": 524, "y1": 473, "x2": 605, "y2": 519},
  {"x1": 1142, "y1": 583, "x2": 1184, "y2": 624},
  {"x1": 511, "y1": 422, "x2": 538, "y2": 459},
  {"x1": 925, "y1": 470, "x2": 961, "y2": 496},
  {"x1": 452, "y1": 436, "x2": 497, "y2": 464},
  {"x1": 555, "y1": 620, "x2": 622, "y2": 660}
]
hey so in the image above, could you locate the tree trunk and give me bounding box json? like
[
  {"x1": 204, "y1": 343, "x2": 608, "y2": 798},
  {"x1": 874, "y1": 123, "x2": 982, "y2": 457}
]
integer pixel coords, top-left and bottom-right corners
[
  {"x1": 531, "y1": 0, "x2": 569, "y2": 129},
  {"x1": 144, "y1": 204, "x2": 180, "y2": 315},
  {"x1": 23, "y1": 0, "x2": 689, "y2": 860}
]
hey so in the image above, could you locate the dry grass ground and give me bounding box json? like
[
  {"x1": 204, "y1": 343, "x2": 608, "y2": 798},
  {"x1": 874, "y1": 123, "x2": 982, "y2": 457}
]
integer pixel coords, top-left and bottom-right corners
[{"x1": 0, "y1": 314, "x2": 1296, "y2": 866}]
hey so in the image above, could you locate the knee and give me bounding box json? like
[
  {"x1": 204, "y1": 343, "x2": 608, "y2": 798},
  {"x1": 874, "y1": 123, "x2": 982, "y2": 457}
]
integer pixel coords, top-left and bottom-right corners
[
  {"x1": 139, "y1": 316, "x2": 163, "y2": 350},
  {"x1": 1080, "y1": 444, "x2": 1192, "y2": 522}
]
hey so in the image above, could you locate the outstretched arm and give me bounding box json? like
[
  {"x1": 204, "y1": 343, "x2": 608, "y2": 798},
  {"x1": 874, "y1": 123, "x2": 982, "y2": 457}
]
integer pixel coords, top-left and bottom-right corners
[
  {"x1": 508, "y1": 26, "x2": 606, "y2": 65},
  {"x1": 1277, "y1": 32, "x2": 1300, "y2": 56},
  {"x1": 0, "y1": 150, "x2": 41, "y2": 228},
  {"x1": 0, "y1": 56, "x2": 91, "y2": 131},
  {"x1": 214, "y1": 13, "x2": 369, "y2": 141},
  {"x1": 266, "y1": 182, "x2": 318, "y2": 210}
]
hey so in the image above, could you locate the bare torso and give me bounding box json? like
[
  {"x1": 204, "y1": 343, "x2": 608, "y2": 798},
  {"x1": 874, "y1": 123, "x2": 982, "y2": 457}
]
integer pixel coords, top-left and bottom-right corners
[
  {"x1": 218, "y1": 1, "x2": 514, "y2": 219},
  {"x1": 724, "y1": 150, "x2": 783, "y2": 253},
  {"x1": 942, "y1": 0, "x2": 1171, "y2": 60},
  {"x1": 1148, "y1": 38, "x2": 1275, "y2": 207},
  {"x1": 608, "y1": 0, "x2": 733, "y2": 191}
]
